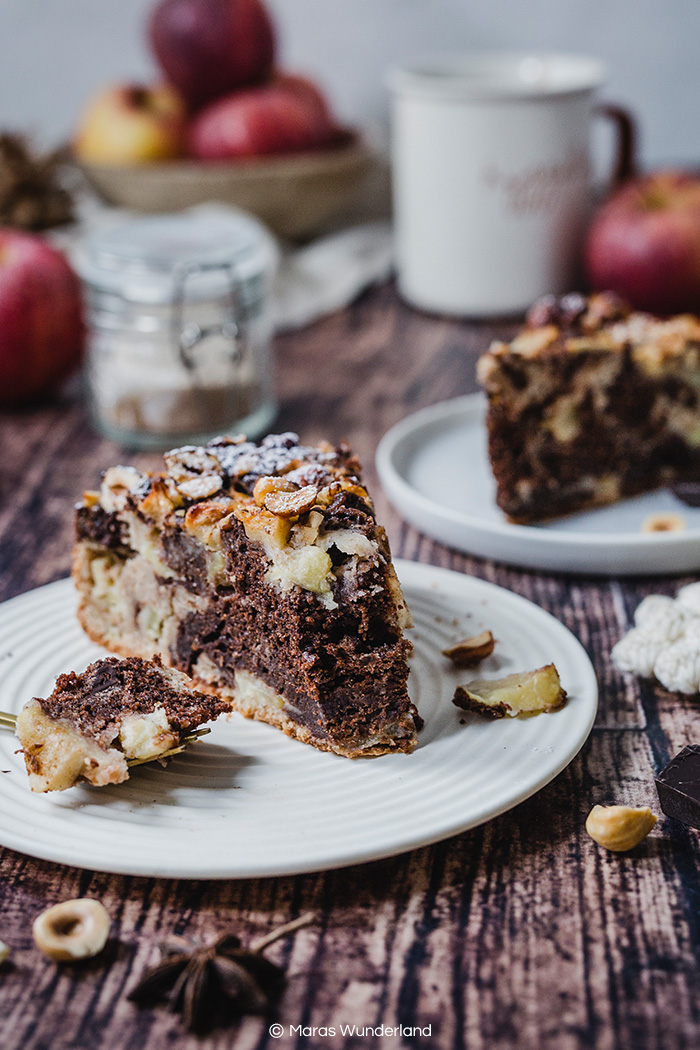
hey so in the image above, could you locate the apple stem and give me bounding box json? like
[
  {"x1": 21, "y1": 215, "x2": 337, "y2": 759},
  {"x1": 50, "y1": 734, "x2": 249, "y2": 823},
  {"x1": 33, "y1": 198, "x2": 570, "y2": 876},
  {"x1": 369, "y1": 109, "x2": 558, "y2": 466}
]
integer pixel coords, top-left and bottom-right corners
[{"x1": 127, "y1": 86, "x2": 149, "y2": 109}]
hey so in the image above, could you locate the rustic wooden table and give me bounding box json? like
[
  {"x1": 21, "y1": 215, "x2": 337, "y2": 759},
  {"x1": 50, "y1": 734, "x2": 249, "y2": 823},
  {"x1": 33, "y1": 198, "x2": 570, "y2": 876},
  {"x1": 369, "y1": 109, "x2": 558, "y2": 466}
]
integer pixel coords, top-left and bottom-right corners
[{"x1": 1, "y1": 280, "x2": 699, "y2": 1050}]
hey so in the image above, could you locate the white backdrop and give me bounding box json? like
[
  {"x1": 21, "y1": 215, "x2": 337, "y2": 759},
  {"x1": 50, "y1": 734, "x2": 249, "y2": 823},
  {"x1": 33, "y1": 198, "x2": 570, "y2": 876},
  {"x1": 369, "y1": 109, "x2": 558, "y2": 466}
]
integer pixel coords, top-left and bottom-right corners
[{"x1": 0, "y1": 0, "x2": 696, "y2": 168}]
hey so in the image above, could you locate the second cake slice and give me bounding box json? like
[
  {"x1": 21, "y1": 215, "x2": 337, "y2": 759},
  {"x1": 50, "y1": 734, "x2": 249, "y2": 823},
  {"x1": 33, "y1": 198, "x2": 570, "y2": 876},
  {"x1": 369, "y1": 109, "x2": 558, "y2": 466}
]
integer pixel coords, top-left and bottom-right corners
[{"x1": 478, "y1": 292, "x2": 700, "y2": 523}]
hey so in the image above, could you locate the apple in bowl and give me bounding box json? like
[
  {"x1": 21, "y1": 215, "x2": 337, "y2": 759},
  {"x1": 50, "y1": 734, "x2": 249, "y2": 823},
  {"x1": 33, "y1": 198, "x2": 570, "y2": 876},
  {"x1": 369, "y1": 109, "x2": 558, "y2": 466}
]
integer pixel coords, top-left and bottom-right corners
[
  {"x1": 149, "y1": 0, "x2": 276, "y2": 109},
  {"x1": 72, "y1": 0, "x2": 374, "y2": 240},
  {"x1": 73, "y1": 63, "x2": 372, "y2": 240},
  {"x1": 74, "y1": 83, "x2": 187, "y2": 164},
  {"x1": 188, "y1": 79, "x2": 339, "y2": 160},
  {"x1": 585, "y1": 171, "x2": 700, "y2": 315},
  {"x1": 0, "y1": 230, "x2": 84, "y2": 406}
]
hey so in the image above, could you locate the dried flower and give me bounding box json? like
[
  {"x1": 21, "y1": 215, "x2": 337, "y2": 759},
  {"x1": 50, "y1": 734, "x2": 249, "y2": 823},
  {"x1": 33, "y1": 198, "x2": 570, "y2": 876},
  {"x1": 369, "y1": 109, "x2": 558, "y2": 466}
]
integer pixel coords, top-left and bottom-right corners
[
  {"x1": 128, "y1": 915, "x2": 313, "y2": 1034},
  {"x1": 0, "y1": 133, "x2": 74, "y2": 230}
]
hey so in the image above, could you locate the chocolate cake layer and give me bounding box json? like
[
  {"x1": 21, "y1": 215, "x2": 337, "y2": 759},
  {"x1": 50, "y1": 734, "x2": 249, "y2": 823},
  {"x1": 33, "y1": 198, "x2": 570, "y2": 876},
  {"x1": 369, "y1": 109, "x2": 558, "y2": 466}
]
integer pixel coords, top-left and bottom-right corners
[
  {"x1": 38, "y1": 656, "x2": 226, "y2": 742},
  {"x1": 16, "y1": 656, "x2": 225, "y2": 792},
  {"x1": 73, "y1": 433, "x2": 419, "y2": 758},
  {"x1": 478, "y1": 292, "x2": 700, "y2": 523}
]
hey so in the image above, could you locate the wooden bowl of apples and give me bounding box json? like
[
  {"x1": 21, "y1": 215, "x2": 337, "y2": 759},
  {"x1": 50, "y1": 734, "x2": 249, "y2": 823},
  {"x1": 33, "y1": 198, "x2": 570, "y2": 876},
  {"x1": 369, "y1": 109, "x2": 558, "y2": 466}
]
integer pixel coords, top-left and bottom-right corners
[
  {"x1": 75, "y1": 65, "x2": 386, "y2": 242},
  {"x1": 78, "y1": 127, "x2": 381, "y2": 242},
  {"x1": 75, "y1": 0, "x2": 391, "y2": 241}
]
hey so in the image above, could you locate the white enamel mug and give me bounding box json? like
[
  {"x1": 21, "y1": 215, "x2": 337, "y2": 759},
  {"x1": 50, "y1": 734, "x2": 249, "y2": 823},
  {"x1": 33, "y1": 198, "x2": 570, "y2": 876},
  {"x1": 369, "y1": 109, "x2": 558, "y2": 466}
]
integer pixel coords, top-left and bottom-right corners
[{"x1": 388, "y1": 52, "x2": 632, "y2": 317}]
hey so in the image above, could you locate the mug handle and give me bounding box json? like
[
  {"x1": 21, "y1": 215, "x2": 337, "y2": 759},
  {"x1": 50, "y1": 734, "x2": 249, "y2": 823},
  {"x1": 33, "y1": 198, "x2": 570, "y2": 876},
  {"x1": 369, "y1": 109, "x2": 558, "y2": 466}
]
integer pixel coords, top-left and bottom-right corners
[{"x1": 594, "y1": 103, "x2": 638, "y2": 188}]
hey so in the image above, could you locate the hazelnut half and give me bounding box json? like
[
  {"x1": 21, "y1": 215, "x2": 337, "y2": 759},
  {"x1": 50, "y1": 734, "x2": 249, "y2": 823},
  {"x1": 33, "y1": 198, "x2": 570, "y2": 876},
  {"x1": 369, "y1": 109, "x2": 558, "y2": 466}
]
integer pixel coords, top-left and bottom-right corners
[
  {"x1": 32, "y1": 899, "x2": 111, "y2": 961},
  {"x1": 443, "y1": 629, "x2": 495, "y2": 667},
  {"x1": 585, "y1": 804, "x2": 657, "y2": 852},
  {"x1": 641, "y1": 513, "x2": 686, "y2": 534}
]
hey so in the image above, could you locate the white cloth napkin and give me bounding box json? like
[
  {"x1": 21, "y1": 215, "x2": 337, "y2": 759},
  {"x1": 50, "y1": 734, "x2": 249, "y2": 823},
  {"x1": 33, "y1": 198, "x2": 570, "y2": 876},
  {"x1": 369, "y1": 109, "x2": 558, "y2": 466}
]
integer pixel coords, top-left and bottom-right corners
[{"x1": 272, "y1": 221, "x2": 393, "y2": 330}]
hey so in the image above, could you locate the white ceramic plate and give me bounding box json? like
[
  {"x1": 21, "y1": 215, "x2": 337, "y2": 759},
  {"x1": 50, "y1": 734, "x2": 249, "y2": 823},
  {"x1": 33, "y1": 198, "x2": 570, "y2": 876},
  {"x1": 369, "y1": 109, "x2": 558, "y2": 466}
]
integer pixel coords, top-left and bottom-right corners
[
  {"x1": 376, "y1": 394, "x2": 700, "y2": 575},
  {"x1": 0, "y1": 566, "x2": 596, "y2": 879}
]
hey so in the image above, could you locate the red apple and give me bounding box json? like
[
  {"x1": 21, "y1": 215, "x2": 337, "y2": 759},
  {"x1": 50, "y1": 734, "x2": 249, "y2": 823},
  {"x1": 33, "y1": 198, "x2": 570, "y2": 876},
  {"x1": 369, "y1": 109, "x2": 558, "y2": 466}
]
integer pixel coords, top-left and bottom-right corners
[
  {"x1": 74, "y1": 83, "x2": 187, "y2": 164},
  {"x1": 149, "y1": 0, "x2": 276, "y2": 110},
  {"x1": 0, "y1": 230, "x2": 84, "y2": 406},
  {"x1": 188, "y1": 81, "x2": 335, "y2": 159},
  {"x1": 585, "y1": 171, "x2": 700, "y2": 315},
  {"x1": 271, "y1": 72, "x2": 335, "y2": 130}
]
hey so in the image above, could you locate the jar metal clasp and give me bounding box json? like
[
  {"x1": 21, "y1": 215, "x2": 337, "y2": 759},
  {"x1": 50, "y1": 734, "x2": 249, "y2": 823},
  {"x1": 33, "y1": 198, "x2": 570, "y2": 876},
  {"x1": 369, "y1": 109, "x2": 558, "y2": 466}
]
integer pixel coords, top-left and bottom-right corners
[{"x1": 170, "y1": 259, "x2": 246, "y2": 370}]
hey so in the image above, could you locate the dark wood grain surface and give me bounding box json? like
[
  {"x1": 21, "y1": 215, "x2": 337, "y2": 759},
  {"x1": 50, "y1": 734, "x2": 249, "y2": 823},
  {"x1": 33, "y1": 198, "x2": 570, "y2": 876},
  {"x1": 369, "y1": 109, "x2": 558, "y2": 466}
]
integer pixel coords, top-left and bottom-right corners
[{"x1": 1, "y1": 280, "x2": 699, "y2": 1050}]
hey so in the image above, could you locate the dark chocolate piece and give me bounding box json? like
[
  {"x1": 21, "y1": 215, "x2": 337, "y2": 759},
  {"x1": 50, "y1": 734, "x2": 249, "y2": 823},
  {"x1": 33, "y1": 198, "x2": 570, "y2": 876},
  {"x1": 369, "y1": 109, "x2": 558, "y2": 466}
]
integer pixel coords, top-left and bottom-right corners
[{"x1": 655, "y1": 745, "x2": 700, "y2": 829}]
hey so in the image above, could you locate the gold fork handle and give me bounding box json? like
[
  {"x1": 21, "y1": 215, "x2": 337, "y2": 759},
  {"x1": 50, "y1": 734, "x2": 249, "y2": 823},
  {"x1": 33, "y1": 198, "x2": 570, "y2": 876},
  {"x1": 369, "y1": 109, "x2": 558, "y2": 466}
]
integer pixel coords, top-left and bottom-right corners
[{"x1": 124, "y1": 727, "x2": 211, "y2": 767}]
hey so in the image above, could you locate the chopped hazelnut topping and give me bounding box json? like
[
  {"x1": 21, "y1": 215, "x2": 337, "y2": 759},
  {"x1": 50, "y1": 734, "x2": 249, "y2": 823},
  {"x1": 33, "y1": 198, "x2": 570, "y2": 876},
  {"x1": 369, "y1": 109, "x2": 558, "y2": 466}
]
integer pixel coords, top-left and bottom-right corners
[
  {"x1": 235, "y1": 503, "x2": 292, "y2": 549},
  {"x1": 177, "y1": 475, "x2": 223, "y2": 501},
  {"x1": 253, "y1": 475, "x2": 297, "y2": 507},
  {"x1": 509, "y1": 325, "x2": 559, "y2": 357},
  {"x1": 264, "y1": 485, "x2": 319, "y2": 518},
  {"x1": 138, "y1": 477, "x2": 183, "y2": 523},
  {"x1": 99, "y1": 465, "x2": 143, "y2": 513},
  {"x1": 184, "y1": 500, "x2": 236, "y2": 547},
  {"x1": 164, "y1": 447, "x2": 222, "y2": 482}
]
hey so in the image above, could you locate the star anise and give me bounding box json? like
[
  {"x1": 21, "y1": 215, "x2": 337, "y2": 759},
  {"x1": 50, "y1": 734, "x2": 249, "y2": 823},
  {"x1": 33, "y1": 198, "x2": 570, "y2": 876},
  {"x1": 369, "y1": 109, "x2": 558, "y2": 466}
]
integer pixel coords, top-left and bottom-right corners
[{"x1": 128, "y1": 914, "x2": 313, "y2": 1034}]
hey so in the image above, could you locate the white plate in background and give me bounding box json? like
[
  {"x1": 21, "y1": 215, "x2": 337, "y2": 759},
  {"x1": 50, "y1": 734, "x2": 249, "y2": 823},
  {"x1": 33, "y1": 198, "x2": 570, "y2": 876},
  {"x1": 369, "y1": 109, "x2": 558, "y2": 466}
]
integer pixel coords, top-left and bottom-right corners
[
  {"x1": 0, "y1": 565, "x2": 596, "y2": 878},
  {"x1": 376, "y1": 394, "x2": 700, "y2": 575}
]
